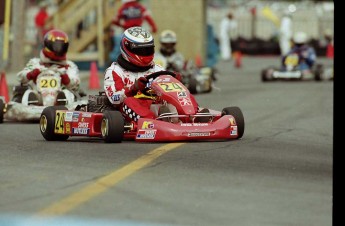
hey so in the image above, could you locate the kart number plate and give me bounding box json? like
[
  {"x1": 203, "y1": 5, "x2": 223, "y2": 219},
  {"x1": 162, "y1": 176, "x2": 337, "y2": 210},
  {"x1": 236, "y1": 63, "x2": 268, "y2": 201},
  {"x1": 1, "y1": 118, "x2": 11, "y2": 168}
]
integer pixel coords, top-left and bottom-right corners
[
  {"x1": 54, "y1": 110, "x2": 66, "y2": 133},
  {"x1": 284, "y1": 55, "x2": 299, "y2": 67},
  {"x1": 39, "y1": 77, "x2": 59, "y2": 89},
  {"x1": 158, "y1": 82, "x2": 185, "y2": 92}
]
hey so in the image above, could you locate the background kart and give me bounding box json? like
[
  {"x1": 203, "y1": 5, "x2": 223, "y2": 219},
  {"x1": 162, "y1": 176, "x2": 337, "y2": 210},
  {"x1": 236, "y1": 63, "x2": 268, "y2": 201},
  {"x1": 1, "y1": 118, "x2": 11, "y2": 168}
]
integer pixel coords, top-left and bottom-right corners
[
  {"x1": 155, "y1": 55, "x2": 213, "y2": 94},
  {"x1": 39, "y1": 71, "x2": 244, "y2": 143},
  {"x1": 0, "y1": 69, "x2": 87, "y2": 123},
  {"x1": 261, "y1": 53, "x2": 330, "y2": 82}
]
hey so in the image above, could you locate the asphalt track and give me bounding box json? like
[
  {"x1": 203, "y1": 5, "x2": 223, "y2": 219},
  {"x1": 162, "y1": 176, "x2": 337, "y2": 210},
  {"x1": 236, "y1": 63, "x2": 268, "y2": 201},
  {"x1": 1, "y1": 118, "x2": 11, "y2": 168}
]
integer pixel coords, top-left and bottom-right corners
[{"x1": 0, "y1": 57, "x2": 333, "y2": 226}]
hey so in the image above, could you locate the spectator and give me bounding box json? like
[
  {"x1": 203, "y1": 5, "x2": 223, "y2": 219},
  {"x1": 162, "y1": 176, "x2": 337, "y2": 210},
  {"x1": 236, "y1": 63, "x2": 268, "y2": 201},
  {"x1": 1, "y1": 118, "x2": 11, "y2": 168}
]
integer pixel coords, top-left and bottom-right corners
[
  {"x1": 109, "y1": 0, "x2": 158, "y2": 63},
  {"x1": 219, "y1": 11, "x2": 237, "y2": 61},
  {"x1": 35, "y1": 1, "x2": 50, "y2": 48},
  {"x1": 279, "y1": 11, "x2": 293, "y2": 56}
]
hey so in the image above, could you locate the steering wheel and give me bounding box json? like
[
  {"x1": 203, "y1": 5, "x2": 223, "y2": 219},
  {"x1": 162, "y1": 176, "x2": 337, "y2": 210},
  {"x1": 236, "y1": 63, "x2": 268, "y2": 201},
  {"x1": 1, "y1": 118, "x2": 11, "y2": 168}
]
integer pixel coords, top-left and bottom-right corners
[{"x1": 141, "y1": 70, "x2": 177, "y2": 96}]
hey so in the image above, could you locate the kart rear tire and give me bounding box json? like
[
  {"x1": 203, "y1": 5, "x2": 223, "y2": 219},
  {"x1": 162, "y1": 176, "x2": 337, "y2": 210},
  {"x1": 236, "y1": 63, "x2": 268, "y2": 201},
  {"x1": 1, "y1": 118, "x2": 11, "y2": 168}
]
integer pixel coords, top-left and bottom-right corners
[
  {"x1": 188, "y1": 77, "x2": 198, "y2": 94},
  {"x1": 40, "y1": 106, "x2": 69, "y2": 141},
  {"x1": 221, "y1": 106, "x2": 245, "y2": 139},
  {"x1": 101, "y1": 110, "x2": 124, "y2": 143},
  {"x1": 0, "y1": 99, "x2": 4, "y2": 123},
  {"x1": 261, "y1": 68, "x2": 270, "y2": 82},
  {"x1": 314, "y1": 64, "x2": 324, "y2": 81}
]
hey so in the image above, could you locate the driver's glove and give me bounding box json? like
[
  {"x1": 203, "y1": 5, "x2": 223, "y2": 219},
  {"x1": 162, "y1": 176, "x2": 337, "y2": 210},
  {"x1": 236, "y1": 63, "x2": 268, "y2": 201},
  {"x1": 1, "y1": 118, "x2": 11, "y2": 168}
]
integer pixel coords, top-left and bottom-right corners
[
  {"x1": 26, "y1": 69, "x2": 41, "y2": 83},
  {"x1": 125, "y1": 77, "x2": 148, "y2": 97},
  {"x1": 60, "y1": 74, "x2": 71, "y2": 86}
]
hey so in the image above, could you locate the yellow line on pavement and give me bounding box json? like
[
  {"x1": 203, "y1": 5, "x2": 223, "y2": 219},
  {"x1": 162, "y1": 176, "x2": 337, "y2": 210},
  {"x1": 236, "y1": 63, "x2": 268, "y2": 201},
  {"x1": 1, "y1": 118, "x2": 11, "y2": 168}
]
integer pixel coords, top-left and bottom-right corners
[{"x1": 37, "y1": 143, "x2": 185, "y2": 216}]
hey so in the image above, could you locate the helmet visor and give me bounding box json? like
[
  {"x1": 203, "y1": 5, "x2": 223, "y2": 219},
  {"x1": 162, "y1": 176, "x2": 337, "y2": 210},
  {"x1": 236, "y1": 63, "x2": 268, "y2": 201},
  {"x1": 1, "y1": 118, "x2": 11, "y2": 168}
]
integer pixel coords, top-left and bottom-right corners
[
  {"x1": 126, "y1": 40, "x2": 155, "y2": 56},
  {"x1": 47, "y1": 40, "x2": 69, "y2": 56}
]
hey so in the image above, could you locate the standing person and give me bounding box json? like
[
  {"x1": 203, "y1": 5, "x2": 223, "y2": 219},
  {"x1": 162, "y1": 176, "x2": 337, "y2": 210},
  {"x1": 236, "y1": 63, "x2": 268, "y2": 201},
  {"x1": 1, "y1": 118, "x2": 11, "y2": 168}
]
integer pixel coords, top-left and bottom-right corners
[
  {"x1": 16, "y1": 29, "x2": 83, "y2": 104},
  {"x1": 109, "y1": 0, "x2": 158, "y2": 63},
  {"x1": 103, "y1": 27, "x2": 208, "y2": 123},
  {"x1": 219, "y1": 11, "x2": 237, "y2": 61},
  {"x1": 35, "y1": 1, "x2": 50, "y2": 48},
  {"x1": 279, "y1": 11, "x2": 293, "y2": 56}
]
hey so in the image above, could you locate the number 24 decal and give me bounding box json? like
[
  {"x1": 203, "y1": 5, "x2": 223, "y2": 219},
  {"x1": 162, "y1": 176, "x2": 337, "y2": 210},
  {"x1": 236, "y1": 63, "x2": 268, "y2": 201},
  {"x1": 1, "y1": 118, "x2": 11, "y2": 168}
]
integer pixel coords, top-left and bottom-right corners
[
  {"x1": 54, "y1": 111, "x2": 65, "y2": 133},
  {"x1": 158, "y1": 82, "x2": 184, "y2": 92}
]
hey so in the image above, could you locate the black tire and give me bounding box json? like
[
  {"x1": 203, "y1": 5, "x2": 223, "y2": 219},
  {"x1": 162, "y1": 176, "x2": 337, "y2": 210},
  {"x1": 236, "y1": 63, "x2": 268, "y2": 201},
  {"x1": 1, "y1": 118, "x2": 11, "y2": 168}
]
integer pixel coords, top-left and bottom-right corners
[
  {"x1": 101, "y1": 110, "x2": 124, "y2": 143},
  {"x1": 314, "y1": 64, "x2": 324, "y2": 81},
  {"x1": 221, "y1": 106, "x2": 245, "y2": 139},
  {"x1": 0, "y1": 99, "x2": 4, "y2": 123},
  {"x1": 261, "y1": 68, "x2": 271, "y2": 82},
  {"x1": 40, "y1": 106, "x2": 69, "y2": 141},
  {"x1": 188, "y1": 77, "x2": 198, "y2": 94}
]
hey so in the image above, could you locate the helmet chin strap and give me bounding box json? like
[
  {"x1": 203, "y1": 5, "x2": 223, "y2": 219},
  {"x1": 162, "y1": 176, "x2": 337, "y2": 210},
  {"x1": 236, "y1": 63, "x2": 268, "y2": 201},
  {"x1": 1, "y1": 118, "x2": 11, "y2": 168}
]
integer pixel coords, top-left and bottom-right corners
[{"x1": 117, "y1": 55, "x2": 153, "y2": 72}]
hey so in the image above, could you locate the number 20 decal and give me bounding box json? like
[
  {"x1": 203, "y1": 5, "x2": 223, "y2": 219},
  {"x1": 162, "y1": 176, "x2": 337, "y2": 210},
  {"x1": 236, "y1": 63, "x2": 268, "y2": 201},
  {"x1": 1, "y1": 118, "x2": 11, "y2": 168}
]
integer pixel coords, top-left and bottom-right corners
[
  {"x1": 54, "y1": 111, "x2": 66, "y2": 133},
  {"x1": 158, "y1": 82, "x2": 185, "y2": 92},
  {"x1": 39, "y1": 78, "x2": 58, "y2": 88}
]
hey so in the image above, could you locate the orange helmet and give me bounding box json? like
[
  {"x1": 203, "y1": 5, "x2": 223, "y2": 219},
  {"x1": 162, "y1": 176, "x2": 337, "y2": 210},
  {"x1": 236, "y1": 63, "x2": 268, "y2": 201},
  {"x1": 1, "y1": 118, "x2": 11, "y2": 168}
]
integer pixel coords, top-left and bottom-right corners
[{"x1": 42, "y1": 29, "x2": 69, "y2": 61}]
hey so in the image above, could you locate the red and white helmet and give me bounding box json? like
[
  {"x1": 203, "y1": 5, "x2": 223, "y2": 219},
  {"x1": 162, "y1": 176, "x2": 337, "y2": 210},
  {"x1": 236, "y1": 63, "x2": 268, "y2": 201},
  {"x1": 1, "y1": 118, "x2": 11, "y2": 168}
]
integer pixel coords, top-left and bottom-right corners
[
  {"x1": 120, "y1": 26, "x2": 155, "y2": 67},
  {"x1": 42, "y1": 29, "x2": 69, "y2": 61}
]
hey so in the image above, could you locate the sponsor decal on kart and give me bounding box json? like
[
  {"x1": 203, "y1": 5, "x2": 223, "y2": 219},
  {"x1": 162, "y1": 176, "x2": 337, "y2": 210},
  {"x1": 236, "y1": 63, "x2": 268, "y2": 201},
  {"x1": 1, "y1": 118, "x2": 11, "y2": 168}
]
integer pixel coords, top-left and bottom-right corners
[
  {"x1": 158, "y1": 82, "x2": 185, "y2": 92},
  {"x1": 78, "y1": 122, "x2": 89, "y2": 128},
  {"x1": 178, "y1": 97, "x2": 192, "y2": 106},
  {"x1": 82, "y1": 113, "x2": 92, "y2": 118},
  {"x1": 54, "y1": 110, "x2": 66, "y2": 134},
  {"x1": 136, "y1": 129, "x2": 156, "y2": 139},
  {"x1": 177, "y1": 92, "x2": 187, "y2": 97},
  {"x1": 72, "y1": 128, "x2": 89, "y2": 135},
  {"x1": 142, "y1": 121, "x2": 154, "y2": 129},
  {"x1": 181, "y1": 123, "x2": 209, "y2": 127},
  {"x1": 64, "y1": 112, "x2": 73, "y2": 122},
  {"x1": 72, "y1": 112, "x2": 79, "y2": 122},
  {"x1": 229, "y1": 117, "x2": 236, "y2": 126},
  {"x1": 230, "y1": 126, "x2": 238, "y2": 135},
  {"x1": 187, "y1": 132, "x2": 211, "y2": 137},
  {"x1": 65, "y1": 123, "x2": 71, "y2": 134}
]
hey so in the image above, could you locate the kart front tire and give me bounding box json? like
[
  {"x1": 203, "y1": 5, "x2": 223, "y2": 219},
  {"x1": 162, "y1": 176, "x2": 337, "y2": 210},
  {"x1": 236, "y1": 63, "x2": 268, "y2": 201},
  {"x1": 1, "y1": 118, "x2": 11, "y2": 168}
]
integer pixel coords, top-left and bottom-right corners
[
  {"x1": 0, "y1": 99, "x2": 4, "y2": 123},
  {"x1": 101, "y1": 110, "x2": 124, "y2": 143},
  {"x1": 40, "y1": 106, "x2": 69, "y2": 141},
  {"x1": 222, "y1": 106, "x2": 245, "y2": 139}
]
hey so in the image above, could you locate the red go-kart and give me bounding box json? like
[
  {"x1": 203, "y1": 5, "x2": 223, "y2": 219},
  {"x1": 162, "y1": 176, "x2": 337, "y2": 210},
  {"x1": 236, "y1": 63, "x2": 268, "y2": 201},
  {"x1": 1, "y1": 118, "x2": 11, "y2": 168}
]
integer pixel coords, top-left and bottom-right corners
[{"x1": 39, "y1": 71, "x2": 244, "y2": 143}]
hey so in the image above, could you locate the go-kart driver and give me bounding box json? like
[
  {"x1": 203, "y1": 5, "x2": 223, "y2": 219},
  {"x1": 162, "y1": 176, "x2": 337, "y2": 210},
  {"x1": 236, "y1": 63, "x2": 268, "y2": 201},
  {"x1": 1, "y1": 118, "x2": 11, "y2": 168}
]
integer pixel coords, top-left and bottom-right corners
[
  {"x1": 104, "y1": 26, "x2": 205, "y2": 122},
  {"x1": 155, "y1": 29, "x2": 185, "y2": 72},
  {"x1": 282, "y1": 31, "x2": 316, "y2": 71},
  {"x1": 16, "y1": 29, "x2": 83, "y2": 104}
]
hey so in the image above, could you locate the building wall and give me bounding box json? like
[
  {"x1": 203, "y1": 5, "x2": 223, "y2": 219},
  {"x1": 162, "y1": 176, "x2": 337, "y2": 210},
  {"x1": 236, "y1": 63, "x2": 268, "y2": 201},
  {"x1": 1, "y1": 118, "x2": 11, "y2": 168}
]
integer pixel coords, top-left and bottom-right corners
[{"x1": 149, "y1": 0, "x2": 206, "y2": 63}]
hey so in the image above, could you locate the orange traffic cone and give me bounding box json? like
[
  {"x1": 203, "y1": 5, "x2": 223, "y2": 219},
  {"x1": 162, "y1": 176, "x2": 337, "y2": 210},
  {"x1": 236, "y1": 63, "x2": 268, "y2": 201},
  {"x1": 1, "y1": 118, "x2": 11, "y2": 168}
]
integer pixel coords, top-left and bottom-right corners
[
  {"x1": 89, "y1": 61, "x2": 100, "y2": 90},
  {"x1": 234, "y1": 51, "x2": 242, "y2": 68},
  {"x1": 195, "y1": 55, "x2": 203, "y2": 67},
  {"x1": 0, "y1": 71, "x2": 9, "y2": 103},
  {"x1": 326, "y1": 43, "x2": 334, "y2": 59}
]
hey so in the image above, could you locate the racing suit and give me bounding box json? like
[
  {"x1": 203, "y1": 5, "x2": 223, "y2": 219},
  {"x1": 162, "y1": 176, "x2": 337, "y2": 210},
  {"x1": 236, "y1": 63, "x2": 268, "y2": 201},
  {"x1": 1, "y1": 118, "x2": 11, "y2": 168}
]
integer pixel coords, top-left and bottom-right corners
[
  {"x1": 16, "y1": 51, "x2": 81, "y2": 102},
  {"x1": 104, "y1": 55, "x2": 198, "y2": 122},
  {"x1": 282, "y1": 44, "x2": 316, "y2": 71}
]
